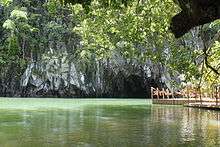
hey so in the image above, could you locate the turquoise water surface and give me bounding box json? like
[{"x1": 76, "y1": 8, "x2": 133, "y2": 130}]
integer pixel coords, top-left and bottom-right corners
[{"x1": 0, "y1": 98, "x2": 220, "y2": 147}]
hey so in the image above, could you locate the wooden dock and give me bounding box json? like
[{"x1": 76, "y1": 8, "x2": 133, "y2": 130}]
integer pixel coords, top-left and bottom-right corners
[
  {"x1": 151, "y1": 85, "x2": 220, "y2": 109},
  {"x1": 153, "y1": 98, "x2": 219, "y2": 104},
  {"x1": 152, "y1": 98, "x2": 200, "y2": 105},
  {"x1": 153, "y1": 98, "x2": 220, "y2": 110},
  {"x1": 185, "y1": 102, "x2": 220, "y2": 110}
]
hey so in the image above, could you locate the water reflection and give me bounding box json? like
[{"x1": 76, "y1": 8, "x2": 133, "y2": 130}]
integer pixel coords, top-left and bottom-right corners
[
  {"x1": 0, "y1": 101, "x2": 220, "y2": 147},
  {"x1": 150, "y1": 106, "x2": 220, "y2": 146}
]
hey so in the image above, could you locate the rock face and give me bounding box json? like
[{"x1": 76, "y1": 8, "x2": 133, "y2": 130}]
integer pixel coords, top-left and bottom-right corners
[
  {"x1": 19, "y1": 51, "x2": 167, "y2": 98},
  {"x1": 171, "y1": 0, "x2": 220, "y2": 38}
]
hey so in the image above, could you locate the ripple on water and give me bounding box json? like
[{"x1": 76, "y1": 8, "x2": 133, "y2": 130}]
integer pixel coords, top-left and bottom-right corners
[{"x1": 0, "y1": 99, "x2": 219, "y2": 147}]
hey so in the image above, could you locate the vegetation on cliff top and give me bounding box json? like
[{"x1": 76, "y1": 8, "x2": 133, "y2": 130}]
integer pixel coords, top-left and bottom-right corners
[{"x1": 0, "y1": 0, "x2": 219, "y2": 94}]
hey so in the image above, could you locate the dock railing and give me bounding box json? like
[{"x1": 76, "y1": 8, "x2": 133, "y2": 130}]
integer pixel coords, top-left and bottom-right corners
[
  {"x1": 151, "y1": 87, "x2": 175, "y2": 99},
  {"x1": 151, "y1": 86, "x2": 220, "y2": 105}
]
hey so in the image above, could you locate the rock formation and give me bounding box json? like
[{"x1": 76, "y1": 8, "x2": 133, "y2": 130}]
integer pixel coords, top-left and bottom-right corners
[{"x1": 170, "y1": 0, "x2": 220, "y2": 38}]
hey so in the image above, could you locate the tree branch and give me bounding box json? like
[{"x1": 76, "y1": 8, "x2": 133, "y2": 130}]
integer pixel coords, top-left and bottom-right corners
[{"x1": 201, "y1": 26, "x2": 220, "y2": 75}]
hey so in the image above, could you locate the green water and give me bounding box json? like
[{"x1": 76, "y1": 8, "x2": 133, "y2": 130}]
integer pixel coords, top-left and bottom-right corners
[{"x1": 0, "y1": 99, "x2": 220, "y2": 147}]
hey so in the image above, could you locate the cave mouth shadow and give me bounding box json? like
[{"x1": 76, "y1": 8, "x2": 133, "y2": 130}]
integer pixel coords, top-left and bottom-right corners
[{"x1": 123, "y1": 75, "x2": 158, "y2": 99}]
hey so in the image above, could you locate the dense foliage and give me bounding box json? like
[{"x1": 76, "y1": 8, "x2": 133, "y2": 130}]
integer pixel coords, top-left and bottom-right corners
[{"x1": 0, "y1": 0, "x2": 219, "y2": 95}]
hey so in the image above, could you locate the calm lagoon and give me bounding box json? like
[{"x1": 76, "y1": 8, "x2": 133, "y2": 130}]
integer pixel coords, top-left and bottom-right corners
[{"x1": 0, "y1": 98, "x2": 220, "y2": 147}]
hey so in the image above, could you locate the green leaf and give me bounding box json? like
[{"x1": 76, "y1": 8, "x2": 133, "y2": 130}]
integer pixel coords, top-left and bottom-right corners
[
  {"x1": 10, "y1": 9, "x2": 28, "y2": 20},
  {"x1": 0, "y1": 0, "x2": 13, "y2": 6},
  {"x1": 3, "y1": 19, "x2": 15, "y2": 30}
]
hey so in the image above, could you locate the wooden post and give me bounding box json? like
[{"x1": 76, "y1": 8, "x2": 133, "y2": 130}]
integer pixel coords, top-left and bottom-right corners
[
  {"x1": 215, "y1": 86, "x2": 218, "y2": 106},
  {"x1": 186, "y1": 86, "x2": 189, "y2": 104},
  {"x1": 199, "y1": 87, "x2": 202, "y2": 104},
  {"x1": 218, "y1": 86, "x2": 220, "y2": 104},
  {"x1": 151, "y1": 87, "x2": 153, "y2": 99},
  {"x1": 218, "y1": 85, "x2": 220, "y2": 99},
  {"x1": 162, "y1": 88, "x2": 165, "y2": 99},
  {"x1": 211, "y1": 90, "x2": 213, "y2": 99},
  {"x1": 172, "y1": 89, "x2": 174, "y2": 99},
  {"x1": 187, "y1": 86, "x2": 189, "y2": 98},
  {"x1": 156, "y1": 88, "x2": 159, "y2": 99},
  {"x1": 166, "y1": 89, "x2": 169, "y2": 99}
]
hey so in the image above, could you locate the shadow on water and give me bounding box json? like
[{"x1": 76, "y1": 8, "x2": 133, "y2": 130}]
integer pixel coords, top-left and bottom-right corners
[{"x1": 0, "y1": 99, "x2": 220, "y2": 147}]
